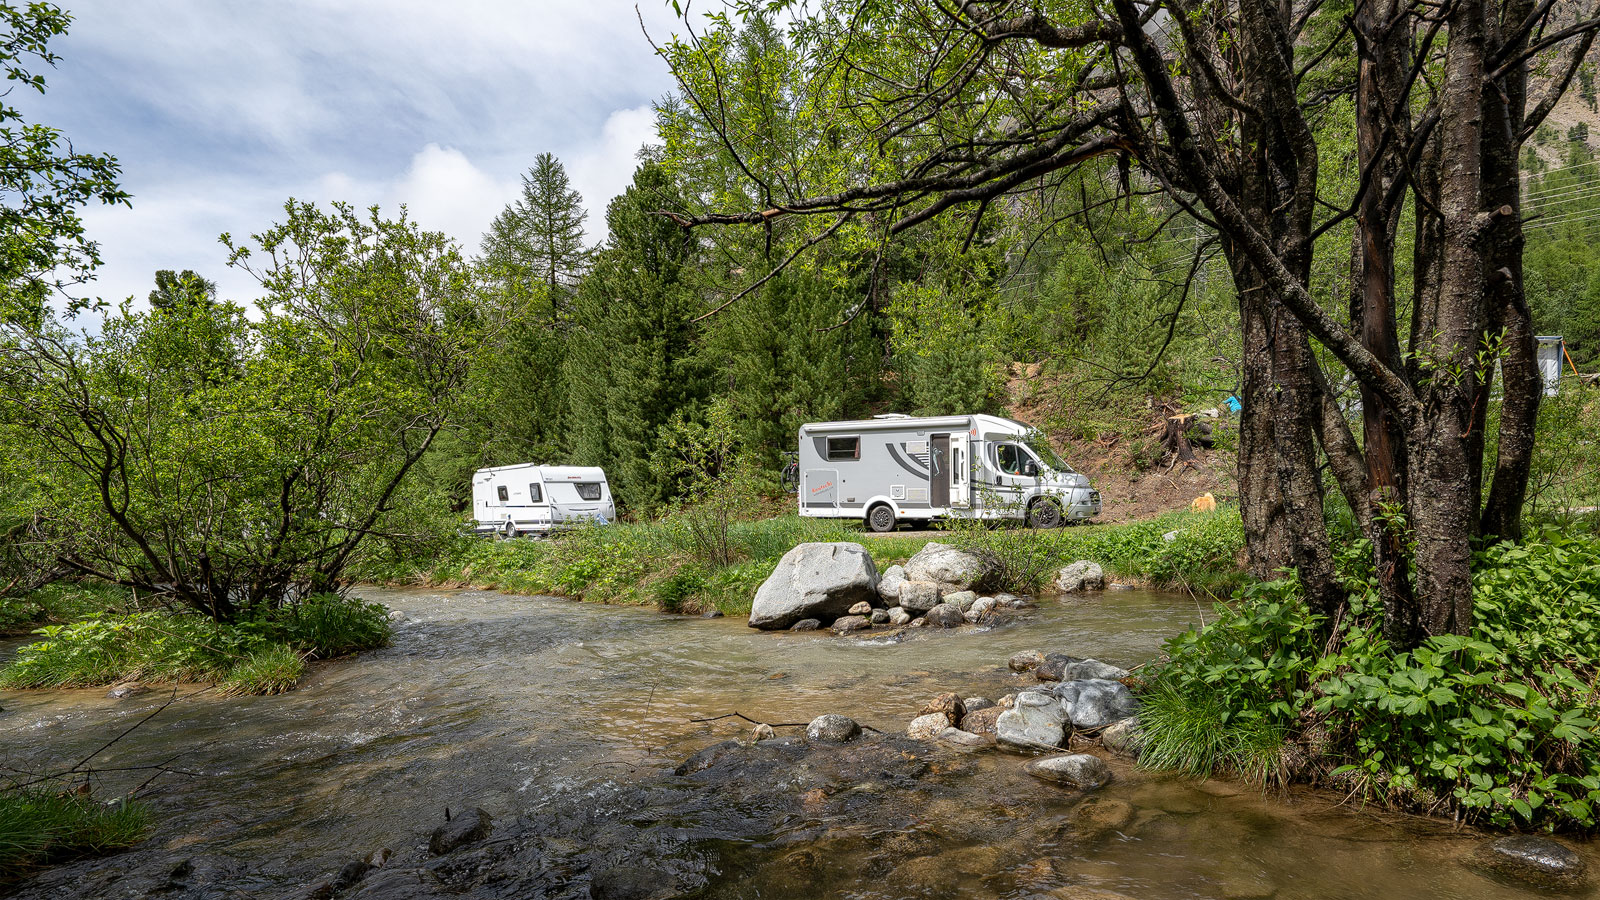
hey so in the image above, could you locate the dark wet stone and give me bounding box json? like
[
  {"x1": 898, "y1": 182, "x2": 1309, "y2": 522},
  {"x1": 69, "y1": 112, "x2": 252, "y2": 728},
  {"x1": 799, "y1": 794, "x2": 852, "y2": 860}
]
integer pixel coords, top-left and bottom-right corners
[
  {"x1": 1474, "y1": 835, "x2": 1589, "y2": 890},
  {"x1": 961, "y1": 706, "x2": 1004, "y2": 735},
  {"x1": 923, "y1": 603, "x2": 964, "y2": 628},
  {"x1": 590, "y1": 865, "x2": 672, "y2": 900},
  {"x1": 870, "y1": 608, "x2": 890, "y2": 625},
  {"x1": 346, "y1": 868, "x2": 447, "y2": 899},
  {"x1": 1034, "y1": 653, "x2": 1080, "y2": 682},
  {"x1": 1050, "y1": 679, "x2": 1140, "y2": 728},
  {"x1": 701, "y1": 609, "x2": 723, "y2": 618},
  {"x1": 830, "y1": 614, "x2": 871, "y2": 634},
  {"x1": 963, "y1": 697, "x2": 995, "y2": 713},
  {"x1": 806, "y1": 714, "x2": 861, "y2": 743},
  {"x1": 674, "y1": 740, "x2": 743, "y2": 776},
  {"x1": 428, "y1": 807, "x2": 492, "y2": 855},
  {"x1": 789, "y1": 618, "x2": 822, "y2": 632}
]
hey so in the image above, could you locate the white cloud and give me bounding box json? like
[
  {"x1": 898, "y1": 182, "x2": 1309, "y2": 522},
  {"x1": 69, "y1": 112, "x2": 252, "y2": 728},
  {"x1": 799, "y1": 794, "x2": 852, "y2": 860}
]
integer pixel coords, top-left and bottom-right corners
[{"x1": 567, "y1": 106, "x2": 663, "y2": 243}]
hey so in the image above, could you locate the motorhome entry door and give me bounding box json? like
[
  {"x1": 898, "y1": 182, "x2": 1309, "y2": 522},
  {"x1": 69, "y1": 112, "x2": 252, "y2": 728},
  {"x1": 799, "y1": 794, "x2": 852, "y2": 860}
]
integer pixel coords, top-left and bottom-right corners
[
  {"x1": 929, "y1": 434, "x2": 951, "y2": 508},
  {"x1": 949, "y1": 432, "x2": 971, "y2": 508}
]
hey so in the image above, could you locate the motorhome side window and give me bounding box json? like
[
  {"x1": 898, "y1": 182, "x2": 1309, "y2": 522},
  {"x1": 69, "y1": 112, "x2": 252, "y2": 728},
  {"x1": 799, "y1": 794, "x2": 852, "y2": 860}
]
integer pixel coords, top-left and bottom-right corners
[
  {"x1": 528, "y1": 484, "x2": 542, "y2": 503},
  {"x1": 995, "y1": 443, "x2": 1034, "y2": 476},
  {"x1": 575, "y1": 483, "x2": 602, "y2": 501},
  {"x1": 496, "y1": 486, "x2": 509, "y2": 502},
  {"x1": 826, "y1": 436, "x2": 860, "y2": 461}
]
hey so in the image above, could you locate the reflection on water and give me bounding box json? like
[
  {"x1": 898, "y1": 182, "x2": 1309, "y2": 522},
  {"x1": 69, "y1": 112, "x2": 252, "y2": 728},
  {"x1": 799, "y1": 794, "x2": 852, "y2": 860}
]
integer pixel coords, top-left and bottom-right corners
[{"x1": 0, "y1": 587, "x2": 1591, "y2": 898}]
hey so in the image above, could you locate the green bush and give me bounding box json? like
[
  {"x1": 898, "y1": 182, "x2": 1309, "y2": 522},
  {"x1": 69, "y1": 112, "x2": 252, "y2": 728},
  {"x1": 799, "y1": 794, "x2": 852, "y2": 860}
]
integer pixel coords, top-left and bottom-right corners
[
  {"x1": 0, "y1": 593, "x2": 389, "y2": 694},
  {"x1": 0, "y1": 582, "x2": 128, "y2": 636},
  {"x1": 1137, "y1": 528, "x2": 1600, "y2": 830},
  {"x1": 0, "y1": 789, "x2": 148, "y2": 882}
]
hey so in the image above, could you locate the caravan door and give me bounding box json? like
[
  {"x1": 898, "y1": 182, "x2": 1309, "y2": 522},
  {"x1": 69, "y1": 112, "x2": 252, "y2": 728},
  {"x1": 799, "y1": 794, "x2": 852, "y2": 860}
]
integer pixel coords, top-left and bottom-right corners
[{"x1": 949, "y1": 432, "x2": 971, "y2": 508}]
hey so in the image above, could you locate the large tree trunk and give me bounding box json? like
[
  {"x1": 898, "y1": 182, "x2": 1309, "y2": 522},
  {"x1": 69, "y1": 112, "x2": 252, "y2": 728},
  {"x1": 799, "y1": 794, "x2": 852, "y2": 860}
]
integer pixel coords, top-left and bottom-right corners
[
  {"x1": 1406, "y1": 0, "x2": 1489, "y2": 638},
  {"x1": 1479, "y1": 0, "x2": 1540, "y2": 542},
  {"x1": 1235, "y1": 267, "x2": 1293, "y2": 578}
]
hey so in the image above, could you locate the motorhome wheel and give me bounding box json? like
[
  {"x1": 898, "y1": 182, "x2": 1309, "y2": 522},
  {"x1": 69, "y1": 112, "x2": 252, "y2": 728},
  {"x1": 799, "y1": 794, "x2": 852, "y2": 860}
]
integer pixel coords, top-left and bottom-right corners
[
  {"x1": 866, "y1": 504, "x2": 897, "y2": 533},
  {"x1": 1028, "y1": 498, "x2": 1063, "y2": 529}
]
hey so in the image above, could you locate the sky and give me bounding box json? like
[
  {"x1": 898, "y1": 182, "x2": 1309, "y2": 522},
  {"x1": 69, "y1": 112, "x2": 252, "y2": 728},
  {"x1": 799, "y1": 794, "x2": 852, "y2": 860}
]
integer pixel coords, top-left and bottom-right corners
[{"x1": 22, "y1": 1, "x2": 694, "y2": 308}]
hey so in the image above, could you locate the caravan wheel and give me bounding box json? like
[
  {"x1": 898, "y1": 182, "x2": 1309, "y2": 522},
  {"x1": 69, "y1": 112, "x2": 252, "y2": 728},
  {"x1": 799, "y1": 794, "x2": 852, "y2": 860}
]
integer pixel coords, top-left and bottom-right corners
[
  {"x1": 1028, "y1": 498, "x2": 1063, "y2": 529},
  {"x1": 500, "y1": 521, "x2": 518, "y2": 540},
  {"x1": 866, "y1": 504, "x2": 897, "y2": 533}
]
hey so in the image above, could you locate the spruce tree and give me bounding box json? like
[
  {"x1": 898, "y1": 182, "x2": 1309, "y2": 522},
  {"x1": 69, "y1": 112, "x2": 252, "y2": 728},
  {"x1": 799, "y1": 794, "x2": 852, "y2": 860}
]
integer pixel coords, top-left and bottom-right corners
[
  {"x1": 564, "y1": 162, "x2": 708, "y2": 515},
  {"x1": 480, "y1": 152, "x2": 589, "y2": 321}
]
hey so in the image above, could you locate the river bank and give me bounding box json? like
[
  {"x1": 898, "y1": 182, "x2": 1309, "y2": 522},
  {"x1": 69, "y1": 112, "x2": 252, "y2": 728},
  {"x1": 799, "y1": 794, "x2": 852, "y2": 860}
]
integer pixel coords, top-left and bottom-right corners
[
  {"x1": 354, "y1": 510, "x2": 1249, "y2": 616},
  {"x1": 2, "y1": 585, "x2": 1592, "y2": 899}
]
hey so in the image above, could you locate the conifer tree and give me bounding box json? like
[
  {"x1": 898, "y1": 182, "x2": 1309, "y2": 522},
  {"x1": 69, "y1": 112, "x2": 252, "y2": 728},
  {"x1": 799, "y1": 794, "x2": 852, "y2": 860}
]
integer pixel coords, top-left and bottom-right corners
[{"x1": 480, "y1": 152, "x2": 589, "y2": 320}]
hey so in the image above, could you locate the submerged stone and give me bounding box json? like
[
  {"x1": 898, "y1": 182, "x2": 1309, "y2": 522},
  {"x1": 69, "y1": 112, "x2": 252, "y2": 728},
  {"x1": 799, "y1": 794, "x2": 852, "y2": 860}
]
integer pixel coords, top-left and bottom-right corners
[
  {"x1": 428, "y1": 807, "x2": 491, "y2": 855},
  {"x1": 1474, "y1": 835, "x2": 1589, "y2": 890},
  {"x1": 1024, "y1": 753, "x2": 1111, "y2": 790}
]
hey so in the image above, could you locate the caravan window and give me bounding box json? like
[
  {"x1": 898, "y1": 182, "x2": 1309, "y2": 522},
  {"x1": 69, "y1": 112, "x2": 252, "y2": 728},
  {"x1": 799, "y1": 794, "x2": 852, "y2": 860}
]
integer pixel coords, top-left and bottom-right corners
[
  {"x1": 496, "y1": 485, "x2": 509, "y2": 502},
  {"x1": 528, "y1": 483, "x2": 543, "y2": 503},
  {"x1": 826, "y1": 436, "x2": 860, "y2": 461},
  {"x1": 575, "y1": 482, "x2": 602, "y2": 501},
  {"x1": 995, "y1": 443, "x2": 1037, "y2": 476}
]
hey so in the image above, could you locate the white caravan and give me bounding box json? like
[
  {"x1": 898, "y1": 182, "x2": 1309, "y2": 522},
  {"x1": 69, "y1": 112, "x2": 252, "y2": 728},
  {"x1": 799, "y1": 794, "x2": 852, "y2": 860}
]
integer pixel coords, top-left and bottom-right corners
[
  {"x1": 796, "y1": 414, "x2": 1100, "y2": 531},
  {"x1": 471, "y1": 464, "x2": 616, "y2": 537}
]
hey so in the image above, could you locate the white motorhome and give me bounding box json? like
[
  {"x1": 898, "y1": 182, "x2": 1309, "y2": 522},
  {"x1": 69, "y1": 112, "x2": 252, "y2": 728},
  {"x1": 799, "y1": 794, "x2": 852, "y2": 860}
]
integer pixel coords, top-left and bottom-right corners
[
  {"x1": 471, "y1": 464, "x2": 616, "y2": 537},
  {"x1": 796, "y1": 414, "x2": 1100, "y2": 531}
]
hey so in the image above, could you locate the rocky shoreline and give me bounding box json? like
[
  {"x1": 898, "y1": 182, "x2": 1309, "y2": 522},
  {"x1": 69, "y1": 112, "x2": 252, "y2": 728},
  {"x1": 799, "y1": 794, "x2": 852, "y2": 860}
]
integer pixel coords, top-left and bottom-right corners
[{"x1": 749, "y1": 540, "x2": 1109, "y2": 634}]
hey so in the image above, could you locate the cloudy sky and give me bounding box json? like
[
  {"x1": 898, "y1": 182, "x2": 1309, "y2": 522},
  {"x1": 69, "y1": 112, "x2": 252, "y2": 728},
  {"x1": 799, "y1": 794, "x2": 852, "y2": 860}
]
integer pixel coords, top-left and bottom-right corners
[{"x1": 23, "y1": 1, "x2": 693, "y2": 307}]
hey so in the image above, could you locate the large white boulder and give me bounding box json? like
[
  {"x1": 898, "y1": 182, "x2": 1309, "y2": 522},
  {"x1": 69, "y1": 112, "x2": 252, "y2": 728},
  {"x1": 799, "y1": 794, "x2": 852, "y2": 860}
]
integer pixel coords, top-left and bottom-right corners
[
  {"x1": 904, "y1": 542, "x2": 996, "y2": 592},
  {"x1": 748, "y1": 542, "x2": 879, "y2": 630},
  {"x1": 995, "y1": 691, "x2": 1068, "y2": 750},
  {"x1": 1054, "y1": 560, "x2": 1106, "y2": 592}
]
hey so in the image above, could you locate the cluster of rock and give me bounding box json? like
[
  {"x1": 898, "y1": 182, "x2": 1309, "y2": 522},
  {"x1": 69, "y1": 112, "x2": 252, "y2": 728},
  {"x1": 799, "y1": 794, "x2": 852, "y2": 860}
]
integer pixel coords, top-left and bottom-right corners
[
  {"x1": 749, "y1": 541, "x2": 1031, "y2": 632},
  {"x1": 750, "y1": 541, "x2": 1113, "y2": 632}
]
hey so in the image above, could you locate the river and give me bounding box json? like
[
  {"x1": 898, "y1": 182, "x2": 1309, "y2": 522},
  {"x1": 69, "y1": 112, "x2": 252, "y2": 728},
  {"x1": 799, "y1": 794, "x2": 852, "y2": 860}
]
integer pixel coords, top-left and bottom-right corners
[{"x1": 0, "y1": 587, "x2": 1592, "y2": 898}]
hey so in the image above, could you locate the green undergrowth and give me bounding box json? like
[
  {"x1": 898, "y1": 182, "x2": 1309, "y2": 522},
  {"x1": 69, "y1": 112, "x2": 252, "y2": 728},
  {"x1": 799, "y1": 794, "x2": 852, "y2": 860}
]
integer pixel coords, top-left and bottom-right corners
[
  {"x1": 1136, "y1": 527, "x2": 1600, "y2": 831},
  {"x1": 365, "y1": 509, "x2": 1247, "y2": 616},
  {"x1": 0, "y1": 788, "x2": 149, "y2": 883},
  {"x1": 0, "y1": 582, "x2": 128, "y2": 637},
  {"x1": 0, "y1": 592, "x2": 391, "y2": 695}
]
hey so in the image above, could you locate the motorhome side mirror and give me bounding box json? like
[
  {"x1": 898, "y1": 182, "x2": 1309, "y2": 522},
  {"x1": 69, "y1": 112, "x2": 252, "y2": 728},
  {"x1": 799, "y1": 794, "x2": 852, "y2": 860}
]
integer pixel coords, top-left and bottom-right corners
[{"x1": 1024, "y1": 461, "x2": 1039, "y2": 477}]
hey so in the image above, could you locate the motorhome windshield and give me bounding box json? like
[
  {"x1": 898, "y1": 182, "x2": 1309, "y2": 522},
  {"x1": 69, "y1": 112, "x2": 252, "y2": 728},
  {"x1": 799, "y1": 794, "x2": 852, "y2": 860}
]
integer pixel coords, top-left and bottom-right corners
[{"x1": 1023, "y1": 433, "x2": 1074, "y2": 473}]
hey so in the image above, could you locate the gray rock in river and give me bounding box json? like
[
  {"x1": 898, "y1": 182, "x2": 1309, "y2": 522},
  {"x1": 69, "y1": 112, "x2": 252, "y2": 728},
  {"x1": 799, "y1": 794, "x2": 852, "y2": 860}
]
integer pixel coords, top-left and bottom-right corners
[
  {"x1": 887, "y1": 607, "x2": 912, "y2": 626},
  {"x1": 789, "y1": 618, "x2": 822, "y2": 632},
  {"x1": 877, "y1": 564, "x2": 907, "y2": 604},
  {"x1": 1051, "y1": 679, "x2": 1140, "y2": 728},
  {"x1": 1099, "y1": 716, "x2": 1144, "y2": 757},
  {"x1": 1024, "y1": 753, "x2": 1112, "y2": 789},
  {"x1": 830, "y1": 614, "x2": 871, "y2": 635},
  {"x1": 749, "y1": 542, "x2": 880, "y2": 630},
  {"x1": 934, "y1": 727, "x2": 992, "y2": 751},
  {"x1": 429, "y1": 807, "x2": 492, "y2": 855},
  {"x1": 906, "y1": 712, "x2": 948, "y2": 741},
  {"x1": 963, "y1": 697, "x2": 995, "y2": 713},
  {"x1": 1009, "y1": 650, "x2": 1046, "y2": 672},
  {"x1": 1473, "y1": 835, "x2": 1589, "y2": 889},
  {"x1": 964, "y1": 597, "x2": 997, "y2": 622},
  {"x1": 105, "y1": 681, "x2": 147, "y2": 699},
  {"x1": 1038, "y1": 655, "x2": 1128, "y2": 682},
  {"x1": 995, "y1": 691, "x2": 1068, "y2": 750},
  {"x1": 923, "y1": 602, "x2": 965, "y2": 628},
  {"x1": 942, "y1": 590, "x2": 978, "y2": 611},
  {"x1": 806, "y1": 714, "x2": 862, "y2": 743},
  {"x1": 1054, "y1": 560, "x2": 1106, "y2": 592},
  {"x1": 903, "y1": 542, "x2": 996, "y2": 593},
  {"x1": 897, "y1": 580, "x2": 941, "y2": 612},
  {"x1": 869, "y1": 608, "x2": 889, "y2": 625}
]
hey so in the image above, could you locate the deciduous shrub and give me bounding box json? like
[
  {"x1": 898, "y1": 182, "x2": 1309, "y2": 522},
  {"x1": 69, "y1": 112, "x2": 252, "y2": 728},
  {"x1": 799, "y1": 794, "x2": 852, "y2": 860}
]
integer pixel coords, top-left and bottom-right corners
[{"x1": 1137, "y1": 529, "x2": 1600, "y2": 830}]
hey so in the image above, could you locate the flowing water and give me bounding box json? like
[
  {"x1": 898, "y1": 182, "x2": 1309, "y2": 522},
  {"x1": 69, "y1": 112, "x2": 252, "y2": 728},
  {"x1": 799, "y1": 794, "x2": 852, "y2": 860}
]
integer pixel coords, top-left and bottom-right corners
[{"x1": 0, "y1": 587, "x2": 1592, "y2": 899}]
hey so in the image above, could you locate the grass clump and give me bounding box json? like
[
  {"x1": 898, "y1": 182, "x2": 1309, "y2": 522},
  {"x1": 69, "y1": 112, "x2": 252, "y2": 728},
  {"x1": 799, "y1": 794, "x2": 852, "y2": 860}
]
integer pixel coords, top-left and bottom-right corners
[
  {"x1": 1135, "y1": 528, "x2": 1600, "y2": 830},
  {"x1": 0, "y1": 593, "x2": 389, "y2": 694},
  {"x1": 0, "y1": 788, "x2": 149, "y2": 882}
]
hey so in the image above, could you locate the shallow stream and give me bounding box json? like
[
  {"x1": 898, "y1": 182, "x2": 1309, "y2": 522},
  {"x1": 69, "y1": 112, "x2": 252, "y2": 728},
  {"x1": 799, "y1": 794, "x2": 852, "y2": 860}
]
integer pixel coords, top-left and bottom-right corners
[{"x1": 1, "y1": 587, "x2": 1593, "y2": 899}]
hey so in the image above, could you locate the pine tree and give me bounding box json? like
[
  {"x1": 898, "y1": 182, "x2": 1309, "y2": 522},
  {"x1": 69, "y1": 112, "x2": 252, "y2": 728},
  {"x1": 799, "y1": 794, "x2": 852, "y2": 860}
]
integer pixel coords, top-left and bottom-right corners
[{"x1": 480, "y1": 152, "x2": 589, "y2": 321}]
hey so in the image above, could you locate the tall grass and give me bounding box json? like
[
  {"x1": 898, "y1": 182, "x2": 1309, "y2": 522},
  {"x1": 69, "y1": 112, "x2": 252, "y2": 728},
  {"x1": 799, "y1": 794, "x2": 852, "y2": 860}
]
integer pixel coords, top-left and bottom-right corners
[{"x1": 0, "y1": 789, "x2": 148, "y2": 882}]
